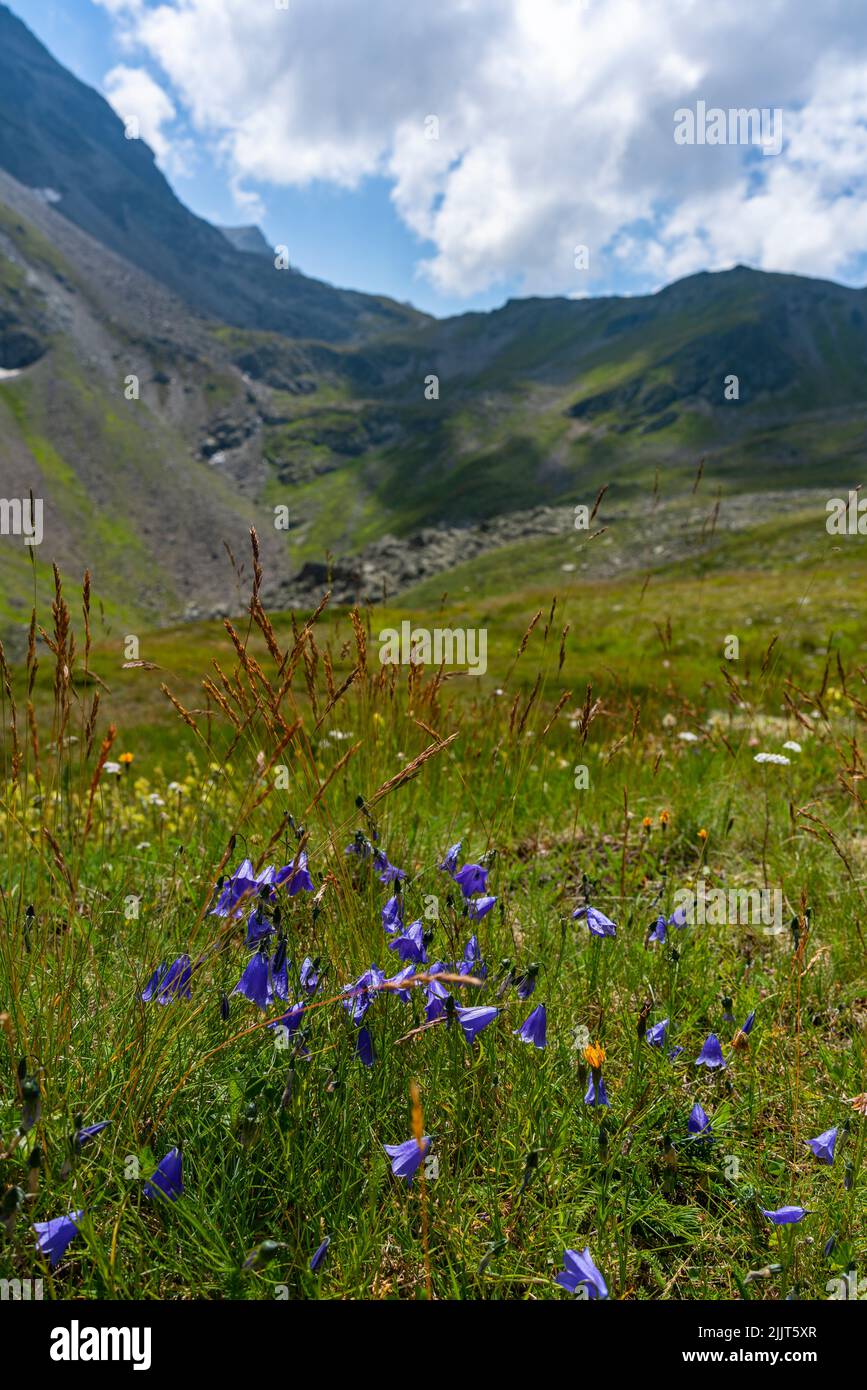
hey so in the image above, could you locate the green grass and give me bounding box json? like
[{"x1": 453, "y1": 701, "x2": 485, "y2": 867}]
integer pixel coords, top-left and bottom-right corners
[{"x1": 0, "y1": 532, "x2": 865, "y2": 1302}]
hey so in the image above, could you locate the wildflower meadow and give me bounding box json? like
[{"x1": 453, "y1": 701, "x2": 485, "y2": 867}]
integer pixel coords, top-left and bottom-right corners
[{"x1": 1, "y1": 530, "x2": 865, "y2": 1317}]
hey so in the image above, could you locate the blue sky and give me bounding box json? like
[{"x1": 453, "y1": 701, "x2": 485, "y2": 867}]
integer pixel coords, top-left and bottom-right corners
[{"x1": 9, "y1": 0, "x2": 867, "y2": 318}]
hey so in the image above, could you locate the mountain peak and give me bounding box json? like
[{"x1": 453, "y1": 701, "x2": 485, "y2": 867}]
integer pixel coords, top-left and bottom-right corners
[
  {"x1": 0, "y1": 5, "x2": 426, "y2": 343},
  {"x1": 217, "y1": 225, "x2": 273, "y2": 259}
]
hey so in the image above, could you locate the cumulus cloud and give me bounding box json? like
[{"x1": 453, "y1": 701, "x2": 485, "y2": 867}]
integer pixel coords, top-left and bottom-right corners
[
  {"x1": 99, "y1": 0, "x2": 867, "y2": 298},
  {"x1": 104, "y1": 64, "x2": 182, "y2": 168}
]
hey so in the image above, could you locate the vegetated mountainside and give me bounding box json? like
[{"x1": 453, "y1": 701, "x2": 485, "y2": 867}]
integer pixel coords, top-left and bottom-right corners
[
  {"x1": 229, "y1": 263, "x2": 867, "y2": 575},
  {"x1": 1, "y1": 5, "x2": 866, "y2": 636},
  {"x1": 0, "y1": 168, "x2": 292, "y2": 630}
]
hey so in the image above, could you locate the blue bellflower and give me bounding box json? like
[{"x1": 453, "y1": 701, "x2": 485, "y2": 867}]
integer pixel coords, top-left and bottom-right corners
[
  {"x1": 516, "y1": 965, "x2": 538, "y2": 998},
  {"x1": 584, "y1": 1073, "x2": 609, "y2": 1107},
  {"x1": 687, "y1": 1101, "x2": 712, "y2": 1139},
  {"x1": 74, "y1": 1120, "x2": 110, "y2": 1149},
  {"x1": 387, "y1": 920, "x2": 428, "y2": 964},
  {"x1": 695, "y1": 1033, "x2": 726, "y2": 1069},
  {"x1": 268, "y1": 1000, "x2": 306, "y2": 1039},
  {"x1": 245, "y1": 906, "x2": 274, "y2": 947},
  {"x1": 309, "y1": 1236, "x2": 330, "y2": 1272},
  {"x1": 381, "y1": 895, "x2": 403, "y2": 934},
  {"x1": 384, "y1": 964, "x2": 416, "y2": 1002},
  {"x1": 468, "y1": 895, "x2": 497, "y2": 922},
  {"x1": 424, "y1": 966, "x2": 451, "y2": 1020},
  {"x1": 453, "y1": 863, "x2": 488, "y2": 898},
  {"x1": 514, "y1": 1003, "x2": 547, "y2": 1048},
  {"x1": 144, "y1": 1148, "x2": 183, "y2": 1202},
  {"x1": 455, "y1": 1005, "x2": 500, "y2": 1042},
  {"x1": 374, "y1": 850, "x2": 406, "y2": 885},
  {"x1": 33, "y1": 1211, "x2": 83, "y2": 1267},
  {"x1": 276, "y1": 852, "x2": 314, "y2": 895},
  {"x1": 805, "y1": 1128, "x2": 837, "y2": 1165},
  {"x1": 383, "y1": 1135, "x2": 431, "y2": 1184},
  {"x1": 33, "y1": 1211, "x2": 83, "y2": 1268},
  {"x1": 232, "y1": 949, "x2": 273, "y2": 1010},
  {"x1": 342, "y1": 965, "x2": 385, "y2": 1024},
  {"x1": 648, "y1": 914, "x2": 667, "y2": 943},
  {"x1": 355, "y1": 1027, "x2": 375, "y2": 1067},
  {"x1": 761, "y1": 1206, "x2": 810, "y2": 1225},
  {"x1": 141, "y1": 954, "x2": 192, "y2": 1005},
  {"x1": 211, "y1": 859, "x2": 258, "y2": 917},
  {"x1": 299, "y1": 956, "x2": 320, "y2": 995},
  {"x1": 439, "y1": 841, "x2": 462, "y2": 873},
  {"x1": 554, "y1": 1247, "x2": 608, "y2": 1299},
  {"x1": 645, "y1": 1019, "x2": 669, "y2": 1049},
  {"x1": 572, "y1": 906, "x2": 617, "y2": 937},
  {"x1": 460, "y1": 934, "x2": 488, "y2": 980}
]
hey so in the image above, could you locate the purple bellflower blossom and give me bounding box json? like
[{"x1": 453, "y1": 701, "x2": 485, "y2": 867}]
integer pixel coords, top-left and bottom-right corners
[
  {"x1": 425, "y1": 972, "x2": 451, "y2": 1021},
  {"x1": 144, "y1": 1148, "x2": 183, "y2": 1202},
  {"x1": 232, "y1": 949, "x2": 273, "y2": 1010},
  {"x1": 460, "y1": 940, "x2": 488, "y2": 982},
  {"x1": 516, "y1": 964, "x2": 539, "y2": 998},
  {"x1": 309, "y1": 1236, "x2": 330, "y2": 1272},
  {"x1": 210, "y1": 859, "x2": 258, "y2": 917},
  {"x1": 805, "y1": 1128, "x2": 837, "y2": 1165},
  {"x1": 453, "y1": 863, "x2": 488, "y2": 898},
  {"x1": 387, "y1": 920, "x2": 428, "y2": 964},
  {"x1": 74, "y1": 1120, "x2": 109, "y2": 1150},
  {"x1": 141, "y1": 954, "x2": 192, "y2": 1005},
  {"x1": 245, "y1": 906, "x2": 274, "y2": 947},
  {"x1": 572, "y1": 905, "x2": 617, "y2": 937},
  {"x1": 33, "y1": 1211, "x2": 83, "y2": 1268},
  {"x1": 455, "y1": 1005, "x2": 500, "y2": 1042},
  {"x1": 695, "y1": 1034, "x2": 726, "y2": 1069},
  {"x1": 439, "y1": 841, "x2": 462, "y2": 873},
  {"x1": 299, "y1": 957, "x2": 320, "y2": 995},
  {"x1": 554, "y1": 1247, "x2": 608, "y2": 1299},
  {"x1": 761, "y1": 1206, "x2": 810, "y2": 1225},
  {"x1": 468, "y1": 895, "x2": 497, "y2": 922},
  {"x1": 355, "y1": 1027, "x2": 375, "y2": 1067},
  {"x1": 268, "y1": 1000, "x2": 306, "y2": 1039},
  {"x1": 584, "y1": 1073, "x2": 609, "y2": 1107},
  {"x1": 645, "y1": 1019, "x2": 669, "y2": 1049},
  {"x1": 648, "y1": 914, "x2": 667, "y2": 944},
  {"x1": 374, "y1": 850, "x2": 406, "y2": 886},
  {"x1": 687, "y1": 1102, "x2": 713, "y2": 1139},
  {"x1": 381, "y1": 894, "x2": 403, "y2": 934},
  {"x1": 383, "y1": 1135, "x2": 431, "y2": 1184},
  {"x1": 384, "y1": 964, "x2": 416, "y2": 1002},
  {"x1": 276, "y1": 851, "x2": 314, "y2": 895},
  {"x1": 514, "y1": 1003, "x2": 547, "y2": 1048},
  {"x1": 342, "y1": 965, "x2": 385, "y2": 1024},
  {"x1": 270, "y1": 939, "x2": 290, "y2": 1002}
]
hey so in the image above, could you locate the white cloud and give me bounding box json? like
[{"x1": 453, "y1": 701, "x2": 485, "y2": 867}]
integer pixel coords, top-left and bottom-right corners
[
  {"x1": 99, "y1": 0, "x2": 867, "y2": 298},
  {"x1": 104, "y1": 64, "x2": 179, "y2": 166}
]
